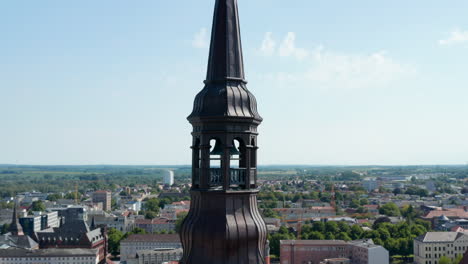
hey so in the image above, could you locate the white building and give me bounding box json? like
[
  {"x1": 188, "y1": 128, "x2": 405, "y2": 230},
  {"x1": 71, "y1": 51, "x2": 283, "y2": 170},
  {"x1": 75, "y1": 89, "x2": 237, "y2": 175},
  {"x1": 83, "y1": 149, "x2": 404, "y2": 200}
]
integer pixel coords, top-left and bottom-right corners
[
  {"x1": 18, "y1": 211, "x2": 59, "y2": 235},
  {"x1": 414, "y1": 231, "x2": 468, "y2": 264},
  {"x1": 88, "y1": 214, "x2": 134, "y2": 233},
  {"x1": 120, "y1": 234, "x2": 181, "y2": 262},
  {"x1": 362, "y1": 179, "x2": 379, "y2": 192},
  {"x1": 349, "y1": 239, "x2": 389, "y2": 264},
  {"x1": 125, "y1": 248, "x2": 183, "y2": 264},
  {"x1": 0, "y1": 248, "x2": 99, "y2": 264},
  {"x1": 163, "y1": 171, "x2": 174, "y2": 186}
]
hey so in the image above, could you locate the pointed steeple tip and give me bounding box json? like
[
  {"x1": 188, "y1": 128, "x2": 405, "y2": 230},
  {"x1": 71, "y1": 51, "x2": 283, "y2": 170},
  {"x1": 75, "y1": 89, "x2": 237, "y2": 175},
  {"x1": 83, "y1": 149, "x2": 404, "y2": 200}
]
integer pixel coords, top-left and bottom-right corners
[{"x1": 206, "y1": 0, "x2": 245, "y2": 83}]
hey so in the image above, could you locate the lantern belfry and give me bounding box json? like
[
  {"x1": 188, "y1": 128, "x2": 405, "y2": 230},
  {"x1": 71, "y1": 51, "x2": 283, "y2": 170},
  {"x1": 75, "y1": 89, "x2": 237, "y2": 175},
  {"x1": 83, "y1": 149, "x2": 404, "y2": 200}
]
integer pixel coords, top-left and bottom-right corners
[{"x1": 179, "y1": 0, "x2": 267, "y2": 263}]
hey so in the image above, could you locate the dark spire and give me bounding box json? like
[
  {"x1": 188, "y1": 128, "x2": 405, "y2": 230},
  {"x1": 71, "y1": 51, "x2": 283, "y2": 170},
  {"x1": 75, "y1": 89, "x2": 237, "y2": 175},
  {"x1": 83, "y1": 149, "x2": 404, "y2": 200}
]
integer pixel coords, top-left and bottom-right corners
[
  {"x1": 206, "y1": 0, "x2": 245, "y2": 83},
  {"x1": 188, "y1": 0, "x2": 261, "y2": 121},
  {"x1": 9, "y1": 199, "x2": 24, "y2": 236},
  {"x1": 90, "y1": 216, "x2": 96, "y2": 230}
]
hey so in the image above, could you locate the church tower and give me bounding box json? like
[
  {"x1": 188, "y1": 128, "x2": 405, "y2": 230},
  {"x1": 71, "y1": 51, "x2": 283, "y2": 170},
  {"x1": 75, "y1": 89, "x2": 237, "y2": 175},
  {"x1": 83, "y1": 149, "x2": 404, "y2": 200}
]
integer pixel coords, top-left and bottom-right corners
[
  {"x1": 9, "y1": 200, "x2": 24, "y2": 236},
  {"x1": 179, "y1": 0, "x2": 267, "y2": 263}
]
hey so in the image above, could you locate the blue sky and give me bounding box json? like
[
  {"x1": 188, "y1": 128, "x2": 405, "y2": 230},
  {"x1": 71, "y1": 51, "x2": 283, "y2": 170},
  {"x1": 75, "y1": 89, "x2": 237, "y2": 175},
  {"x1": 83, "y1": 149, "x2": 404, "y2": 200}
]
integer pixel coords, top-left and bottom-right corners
[{"x1": 1, "y1": 1, "x2": 468, "y2": 165}]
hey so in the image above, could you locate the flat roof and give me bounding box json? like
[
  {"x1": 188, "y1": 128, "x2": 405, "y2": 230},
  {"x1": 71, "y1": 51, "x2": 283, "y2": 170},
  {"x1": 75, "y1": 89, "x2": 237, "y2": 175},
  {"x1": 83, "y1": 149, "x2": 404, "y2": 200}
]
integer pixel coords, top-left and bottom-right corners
[
  {"x1": 280, "y1": 240, "x2": 347, "y2": 246},
  {"x1": 0, "y1": 248, "x2": 98, "y2": 257}
]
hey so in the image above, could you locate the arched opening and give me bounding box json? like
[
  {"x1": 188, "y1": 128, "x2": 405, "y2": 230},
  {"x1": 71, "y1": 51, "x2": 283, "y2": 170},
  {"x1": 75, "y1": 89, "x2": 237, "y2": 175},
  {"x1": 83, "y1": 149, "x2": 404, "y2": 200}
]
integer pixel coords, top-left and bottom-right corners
[
  {"x1": 209, "y1": 138, "x2": 221, "y2": 168},
  {"x1": 208, "y1": 138, "x2": 222, "y2": 187},
  {"x1": 230, "y1": 139, "x2": 241, "y2": 168}
]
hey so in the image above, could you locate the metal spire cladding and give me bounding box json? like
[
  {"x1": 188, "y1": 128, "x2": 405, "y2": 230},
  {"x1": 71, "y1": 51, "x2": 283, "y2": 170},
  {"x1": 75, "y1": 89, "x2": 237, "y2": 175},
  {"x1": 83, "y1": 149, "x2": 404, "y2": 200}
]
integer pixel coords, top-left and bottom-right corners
[
  {"x1": 180, "y1": 0, "x2": 267, "y2": 263},
  {"x1": 206, "y1": 0, "x2": 245, "y2": 82},
  {"x1": 188, "y1": 0, "x2": 261, "y2": 122}
]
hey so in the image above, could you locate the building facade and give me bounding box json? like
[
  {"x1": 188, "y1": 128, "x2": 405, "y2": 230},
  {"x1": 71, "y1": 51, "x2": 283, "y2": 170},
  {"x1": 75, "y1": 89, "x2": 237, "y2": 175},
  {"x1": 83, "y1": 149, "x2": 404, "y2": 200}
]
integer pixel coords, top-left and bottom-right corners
[
  {"x1": 120, "y1": 234, "x2": 181, "y2": 262},
  {"x1": 280, "y1": 239, "x2": 389, "y2": 264},
  {"x1": 135, "y1": 218, "x2": 175, "y2": 233},
  {"x1": 414, "y1": 232, "x2": 468, "y2": 264},
  {"x1": 36, "y1": 220, "x2": 107, "y2": 263},
  {"x1": 163, "y1": 171, "x2": 174, "y2": 186},
  {"x1": 0, "y1": 248, "x2": 99, "y2": 264},
  {"x1": 92, "y1": 191, "x2": 111, "y2": 211},
  {"x1": 130, "y1": 248, "x2": 183, "y2": 264},
  {"x1": 19, "y1": 211, "x2": 59, "y2": 236}
]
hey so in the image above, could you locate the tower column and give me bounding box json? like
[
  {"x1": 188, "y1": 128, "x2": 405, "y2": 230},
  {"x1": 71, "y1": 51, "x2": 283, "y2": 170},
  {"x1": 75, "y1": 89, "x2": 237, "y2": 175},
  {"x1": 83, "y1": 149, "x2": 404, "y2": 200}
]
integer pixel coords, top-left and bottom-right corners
[{"x1": 180, "y1": 0, "x2": 267, "y2": 263}]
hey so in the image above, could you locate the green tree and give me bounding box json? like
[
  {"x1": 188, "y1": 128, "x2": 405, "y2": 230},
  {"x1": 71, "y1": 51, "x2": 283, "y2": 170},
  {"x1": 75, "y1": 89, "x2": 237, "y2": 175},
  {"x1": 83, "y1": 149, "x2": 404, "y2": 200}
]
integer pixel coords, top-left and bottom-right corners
[
  {"x1": 438, "y1": 256, "x2": 451, "y2": 264},
  {"x1": 359, "y1": 198, "x2": 369, "y2": 205},
  {"x1": 379, "y1": 202, "x2": 400, "y2": 216},
  {"x1": 325, "y1": 221, "x2": 339, "y2": 234},
  {"x1": 453, "y1": 254, "x2": 463, "y2": 264},
  {"x1": 175, "y1": 211, "x2": 188, "y2": 233},
  {"x1": 336, "y1": 232, "x2": 351, "y2": 241},
  {"x1": 47, "y1": 193, "x2": 62, "y2": 201},
  {"x1": 311, "y1": 221, "x2": 325, "y2": 233},
  {"x1": 337, "y1": 221, "x2": 351, "y2": 233},
  {"x1": 349, "y1": 199, "x2": 360, "y2": 208},
  {"x1": 303, "y1": 231, "x2": 325, "y2": 240},
  {"x1": 145, "y1": 211, "x2": 158, "y2": 219},
  {"x1": 107, "y1": 228, "x2": 124, "y2": 256},
  {"x1": 350, "y1": 225, "x2": 363, "y2": 240},
  {"x1": 130, "y1": 227, "x2": 147, "y2": 234},
  {"x1": 144, "y1": 198, "x2": 160, "y2": 214},
  {"x1": 31, "y1": 200, "x2": 46, "y2": 212},
  {"x1": 262, "y1": 208, "x2": 280, "y2": 218},
  {"x1": 1, "y1": 223, "x2": 10, "y2": 235}
]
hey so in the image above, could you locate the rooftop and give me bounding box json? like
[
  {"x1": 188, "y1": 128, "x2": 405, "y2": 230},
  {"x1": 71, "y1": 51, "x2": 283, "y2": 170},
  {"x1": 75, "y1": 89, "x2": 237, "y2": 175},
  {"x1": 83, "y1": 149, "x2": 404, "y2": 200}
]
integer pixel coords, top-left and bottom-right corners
[
  {"x1": 281, "y1": 240, "x2": 348, "y2": 246},
  {"x1": 121, "y1": 234, "x2": 180, "y2": 243},
  {"x1": 0, "y1": 248, "x2": 98, "y2": 257},
  {"x1": 416, "y1": 232, "x2": 467, "y2": 242}
]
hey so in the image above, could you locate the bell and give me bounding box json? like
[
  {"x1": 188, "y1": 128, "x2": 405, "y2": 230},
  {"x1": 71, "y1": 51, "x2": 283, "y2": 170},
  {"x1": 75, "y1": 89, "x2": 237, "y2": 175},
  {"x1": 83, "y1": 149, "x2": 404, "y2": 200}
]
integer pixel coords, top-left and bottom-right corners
[
  {"x1": 210, "y1": 140, "x2": 241, "y2": 156},
  {"x1": 210, "y1": 140, "x2": 224, "y2": 156},
  {"x1": 229, "y1": 141, "x2": 240, "y2": 156}
]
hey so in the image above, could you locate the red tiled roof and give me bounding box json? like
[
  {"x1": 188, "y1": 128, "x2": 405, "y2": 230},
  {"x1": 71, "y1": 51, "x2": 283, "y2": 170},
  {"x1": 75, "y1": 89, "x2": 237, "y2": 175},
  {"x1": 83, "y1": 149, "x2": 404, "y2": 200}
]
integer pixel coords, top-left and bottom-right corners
[{"x1": 423, "y1": 209, "x2": 468, "y2": 219}]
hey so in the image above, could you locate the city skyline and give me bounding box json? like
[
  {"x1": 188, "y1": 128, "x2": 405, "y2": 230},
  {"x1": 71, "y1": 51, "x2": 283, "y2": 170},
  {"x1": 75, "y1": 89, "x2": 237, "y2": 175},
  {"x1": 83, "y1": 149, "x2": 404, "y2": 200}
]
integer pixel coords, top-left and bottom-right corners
[{"x1": 2, "y1": 1, "x2": 468, "y2": 165}]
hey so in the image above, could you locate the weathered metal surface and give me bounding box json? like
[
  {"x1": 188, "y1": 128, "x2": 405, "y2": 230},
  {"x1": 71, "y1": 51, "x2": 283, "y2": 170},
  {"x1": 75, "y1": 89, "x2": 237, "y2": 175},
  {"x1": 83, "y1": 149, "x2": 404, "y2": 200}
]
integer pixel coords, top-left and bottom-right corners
[{"x1": 180, "y1": 0, "x2": 267, "y2": 263}]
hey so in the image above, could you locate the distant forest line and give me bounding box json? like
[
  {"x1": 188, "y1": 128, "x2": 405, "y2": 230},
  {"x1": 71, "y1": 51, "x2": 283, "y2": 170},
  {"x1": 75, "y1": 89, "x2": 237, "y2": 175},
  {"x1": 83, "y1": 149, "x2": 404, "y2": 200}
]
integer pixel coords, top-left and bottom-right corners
[{"x1": 0, "y1": 164, "x2": 467, "y2": 198}]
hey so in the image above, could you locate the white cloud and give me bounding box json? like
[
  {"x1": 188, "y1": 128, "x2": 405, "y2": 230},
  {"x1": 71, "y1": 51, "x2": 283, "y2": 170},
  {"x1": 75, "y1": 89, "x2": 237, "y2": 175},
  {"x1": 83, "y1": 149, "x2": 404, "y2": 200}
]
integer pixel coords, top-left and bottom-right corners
[
  {"x1": 439, "y1": 29, "x2": 468, "y2": 45},
  {"x1": 278, "y1": 32, "x2": 309, "y2": 60},
  {"x1": 257, "y1": 32, "x2": 414, "y2": 90},
  {"x1": 303, "y1": 49, "x2": 413, "y2": 89},
  {"x1": 192, "y1": 28, "x2": 209, "y2": 49},
  {"x1": 259, "y1": 32, "x2": 276, "y2": 56}
]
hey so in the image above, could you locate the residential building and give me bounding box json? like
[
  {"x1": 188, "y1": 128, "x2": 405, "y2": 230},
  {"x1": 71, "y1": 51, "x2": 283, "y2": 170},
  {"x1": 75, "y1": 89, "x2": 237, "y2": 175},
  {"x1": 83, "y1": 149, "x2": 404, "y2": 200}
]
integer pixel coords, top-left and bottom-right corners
[
  {"x1": 19, "y1": 211, "x2": 59, "y2": 236},
  {"x1": 88, "y1": 214, "x2": 134, "y2": 233},
  {"x1": 413, "y1": 232, "x2": 468, "y2": 264},
  {"x1": 348, "y1": 239, "x2": 389, "y2": 264},
  {"x1": 92, "y1": 191, "x2": 112, "y2": 211},
  {"x1": 125, "y1": 248, "x2": 183, "y2": 264},
  {"x1": 51, "y1": 206, "x2": 87, "y2": 222},
  {"x1": 0, "y1": 233, "x2": 39, "y2": 250},
  {"x1": 362, "y1": 179, "x2": 379, "y2": 192},
  {"x1": 163, "y1": 171, "x2": 174, "y2": 186},
  {"x1": 0, "y1": 203, "x2": 39, "y2": 250},
  {"x1": 159, "y1": 207, "x2": 189, "y2": 220},
  {"x1": 120, "y1": 234, "x2": 181, "y2": 262},
  {"x1": 135, "y1": 218, "x2": 176, "y2": 233},
  {"x1": 36, "y1": 220, "x2": 107, "y2": 263},
  {"x1": 320, "y1": 259, "x2": 351, "y2": 264},
  {"x1": 0, "y1": 248, "x2": 99, "y2": 264},
  {"x1": 280, "y1": 239, "x2": 389, "y2": 264},
  {"x1": 274, "y1": 207, "x2": 336, "y2": 223}
]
